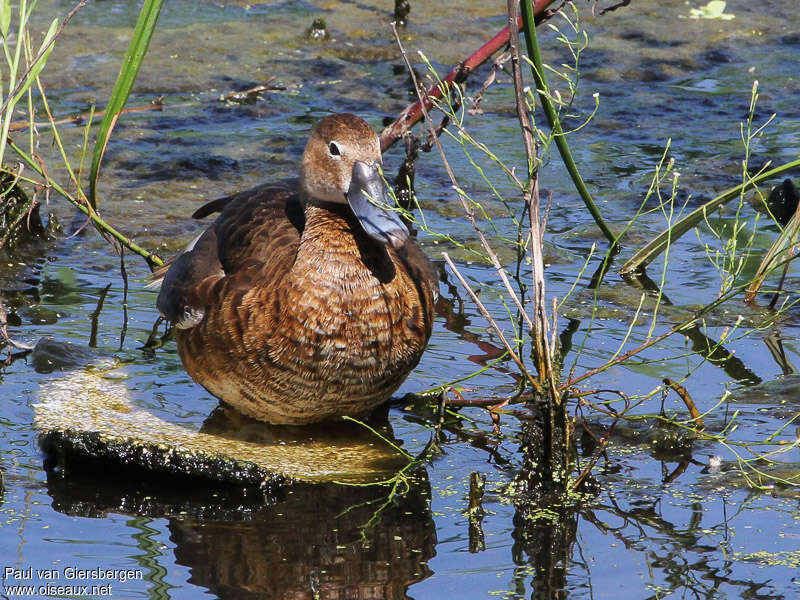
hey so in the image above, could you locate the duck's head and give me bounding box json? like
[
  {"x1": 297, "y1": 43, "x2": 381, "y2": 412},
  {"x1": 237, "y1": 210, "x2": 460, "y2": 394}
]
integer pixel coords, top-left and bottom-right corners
[{"x1": 300, "y1": 113, "x2": 409, "y2": 248}]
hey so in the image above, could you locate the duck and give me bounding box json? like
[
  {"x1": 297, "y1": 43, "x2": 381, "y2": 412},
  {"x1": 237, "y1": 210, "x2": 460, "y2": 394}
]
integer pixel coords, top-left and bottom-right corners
[{"x1": 155, "y1": 113, "x2": 437, "y2": 425}]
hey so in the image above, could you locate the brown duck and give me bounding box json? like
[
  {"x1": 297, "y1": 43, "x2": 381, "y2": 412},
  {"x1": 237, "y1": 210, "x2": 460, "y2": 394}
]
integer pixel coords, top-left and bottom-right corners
[{"x1": 156, "y1": 114, "x2": 437, "y2": 424}]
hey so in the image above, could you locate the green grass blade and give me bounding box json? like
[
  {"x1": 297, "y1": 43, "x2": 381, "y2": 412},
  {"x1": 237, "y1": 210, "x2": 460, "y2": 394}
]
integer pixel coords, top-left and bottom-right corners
[
  {"x1": 0, "y1": 0, "x2": 11, "y2": 39},
  {"x1": 11, "y1": 17, "x2": 57, "y2": 105},
  {"x1": 619, "y1": 157, "x2": 800, "y2": 275},
  {"x1": 88, "y1": 0, "x2": 164, "y2": 210},
  {"x1": 745, "y1": 202, "x2": 800, "y2": 302}
]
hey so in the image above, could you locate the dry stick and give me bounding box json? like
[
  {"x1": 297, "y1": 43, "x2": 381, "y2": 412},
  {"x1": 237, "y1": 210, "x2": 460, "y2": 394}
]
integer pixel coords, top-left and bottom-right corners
[
  {"x1": 506, "y1": 0, "x2": 556, "y2": 396},
  {"x1": 768, "y1": 262, "x2": 791, "y2": 310},
  {"x1": 391, "y1": 23, "x2": 546, "y2": 398},
  {"x1": 380, "y1": 0, "x2": 559, "y2": 153},
  {"x1": 443, "y1": 253, "x2": 541, "y2": 392},
  {"x1": 469, "y1": 51, "x2": 511, "y2": 115},
  {"x1": 389, "y1": 24, "x2": 540, "y2": 346}
]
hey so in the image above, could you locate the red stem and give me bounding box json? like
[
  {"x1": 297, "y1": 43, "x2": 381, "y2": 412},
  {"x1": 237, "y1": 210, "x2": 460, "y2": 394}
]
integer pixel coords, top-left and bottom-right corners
[{"x1": 379, "y1": 0, "x2": 559, "y2": 153}]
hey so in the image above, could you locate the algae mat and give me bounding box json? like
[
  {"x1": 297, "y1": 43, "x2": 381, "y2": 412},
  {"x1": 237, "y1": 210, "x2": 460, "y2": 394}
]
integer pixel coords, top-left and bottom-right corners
[{"x1": 34, "y1": 369, "x2": 409, "y2": 485}]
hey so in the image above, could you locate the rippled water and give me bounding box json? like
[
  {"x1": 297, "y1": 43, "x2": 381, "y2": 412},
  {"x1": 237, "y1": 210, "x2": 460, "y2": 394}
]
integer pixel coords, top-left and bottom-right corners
[{"x1": 1, "y1": 0, "x2": 799, "y2": 598}]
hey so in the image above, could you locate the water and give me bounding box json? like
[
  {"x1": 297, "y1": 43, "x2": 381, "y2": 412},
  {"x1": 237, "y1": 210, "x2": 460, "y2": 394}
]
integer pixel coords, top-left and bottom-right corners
[{"x1": 1, "y1": 0, "x2": 799, "y2": 598}]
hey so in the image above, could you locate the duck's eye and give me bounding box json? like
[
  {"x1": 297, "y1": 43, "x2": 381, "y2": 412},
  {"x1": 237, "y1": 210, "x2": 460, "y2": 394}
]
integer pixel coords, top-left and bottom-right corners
[{"x1": 328, "y1": 142, "x2": 341, "y2": 157}]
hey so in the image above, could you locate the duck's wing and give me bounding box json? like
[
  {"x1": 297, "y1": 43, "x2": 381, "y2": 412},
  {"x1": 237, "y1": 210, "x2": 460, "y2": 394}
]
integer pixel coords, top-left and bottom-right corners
[
  {"x1": 156, "y1": 226, "x2": 223, "y2": 328},
  {"x1": 156, "y1": 183, "x2": 304, "y2": 329},
  {"x1": 399, "y1": 240, "x2": 439, "y2": 303},
  {"x1": 393, "y1": 240, "x2": 440, "y2": 341},
  {"x1": 211, "y1": 184, "x2": 304, "y2": 273}
]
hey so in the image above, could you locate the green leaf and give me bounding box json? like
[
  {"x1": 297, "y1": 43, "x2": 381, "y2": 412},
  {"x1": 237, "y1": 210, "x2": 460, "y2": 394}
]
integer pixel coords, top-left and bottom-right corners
[
  {"x1": 745, "y1": 205, "x2": 800, "y2": 302},
  {"x1": 0, "y1": 0, "x2": 11, "y2": 39},
  {"x1": 89, "y1": 0, "x2": 164, "y2": 210},
  {"x1": 11, "y1": 17, "x2": 58, "y2": 105}
]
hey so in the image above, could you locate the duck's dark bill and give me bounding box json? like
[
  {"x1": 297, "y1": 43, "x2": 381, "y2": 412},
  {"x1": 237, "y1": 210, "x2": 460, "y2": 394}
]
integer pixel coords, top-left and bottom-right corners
[{"x1": 347, "y1": 160, "x2": 409, "y2": 249}]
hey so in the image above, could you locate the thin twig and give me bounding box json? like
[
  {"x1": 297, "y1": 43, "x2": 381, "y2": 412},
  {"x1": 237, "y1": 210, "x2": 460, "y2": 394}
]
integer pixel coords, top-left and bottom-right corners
[
  {"x1": 572, "y1": 389, "x2": 629, "y2": 490},
  {"x1": 380, "y1": 0, "x2": 560, "y2": 152},
  {"x1": 390, "y1": 23, "x2": 538, "y2": 341},
  {"x1": 443, "y1": 253, "x2": 542, "y2": 393},
  {"x1": 469, "y1": 51, "x2": 511, "y2": 115},
  {"x1": 508, "y1": 0, "x2": 555, "y2": 394},
  {"x1": 663, "y1": 378, "x2": 705, "y2": 431}
]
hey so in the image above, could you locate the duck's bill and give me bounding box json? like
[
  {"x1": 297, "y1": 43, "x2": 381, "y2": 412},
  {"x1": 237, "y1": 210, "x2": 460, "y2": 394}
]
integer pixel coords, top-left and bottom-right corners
[{"x1": 347, "y1": 160, "x2": 409, "y2": 249}]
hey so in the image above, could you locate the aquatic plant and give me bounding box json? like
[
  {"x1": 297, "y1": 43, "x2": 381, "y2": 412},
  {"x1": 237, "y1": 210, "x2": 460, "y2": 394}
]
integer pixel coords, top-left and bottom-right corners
[
  {"x1": 385, "y1": 1, "x2": 800, "y2": 499},
  {"x1": 87, "y1": 0, "x2": 163, "y2": 210},
  {"x1": 384, "y1": 1, "x2": 600, "y2": 500},
  {"x1": 0, "y1": 0, "x2": 165, "y2": 267},
  {"x1": 0, "y1": 0, "x2": 62, "y2": 168}
]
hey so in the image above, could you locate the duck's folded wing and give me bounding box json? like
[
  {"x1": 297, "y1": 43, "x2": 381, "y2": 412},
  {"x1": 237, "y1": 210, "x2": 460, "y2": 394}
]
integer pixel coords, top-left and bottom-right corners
[
  {"x1": 213, "y1": 185, "x2": 302, "y2": 272},
  {"x1": 156, "y1": 183, "x2": 302, "y2": 328},
  {"x1": 156, "y1": 227, "x2": 224, "y2": 329}
]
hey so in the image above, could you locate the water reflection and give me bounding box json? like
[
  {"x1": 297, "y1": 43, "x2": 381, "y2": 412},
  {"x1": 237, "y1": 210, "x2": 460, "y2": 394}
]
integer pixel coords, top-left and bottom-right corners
[
  {"x1": 170, "y1": 476, "x2": 434, "y2": 599},
  {"x1": 44, "y1": 409, "x2": 435, "y2": 599},
  {"x1": 579, "y1": 498, "x2": 783, "y2": 600},
  {"x1": 509, "y1": 494, "x2": 787, "y2": 600},
  {"x1": 512, "y1": 504, "x2": 576, "y2": 600}
]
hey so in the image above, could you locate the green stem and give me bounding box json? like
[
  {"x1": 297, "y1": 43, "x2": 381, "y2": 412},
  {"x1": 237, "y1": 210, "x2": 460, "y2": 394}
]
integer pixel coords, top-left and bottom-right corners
[
  {"x1": 519, "y1": 0, "x2": 617, "y2": 247},
  {"x1": 0, "y1": 0, "x2": 28, "y2": 167},
  {"x1": 8, "y1": 140, "x2": 163, "y2": 268}
]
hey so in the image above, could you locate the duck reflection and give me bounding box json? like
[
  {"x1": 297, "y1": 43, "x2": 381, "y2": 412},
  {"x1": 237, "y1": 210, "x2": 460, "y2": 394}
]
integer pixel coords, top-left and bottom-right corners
[
  {"x1": 44, "y1": 407, "x2": 436, "y2": 599},
  {"x1": 170, "y1": 474, "x2": 434, "y2": 599},
  {"x1": 179, "y1": 405, "x2": 436, "y2": 599}
]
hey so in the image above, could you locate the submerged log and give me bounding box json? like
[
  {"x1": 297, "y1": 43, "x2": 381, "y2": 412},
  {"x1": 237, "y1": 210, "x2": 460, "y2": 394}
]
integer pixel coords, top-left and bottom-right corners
[{"x1": 35, "y1": 367, "x2": 410, "y2": 488}]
